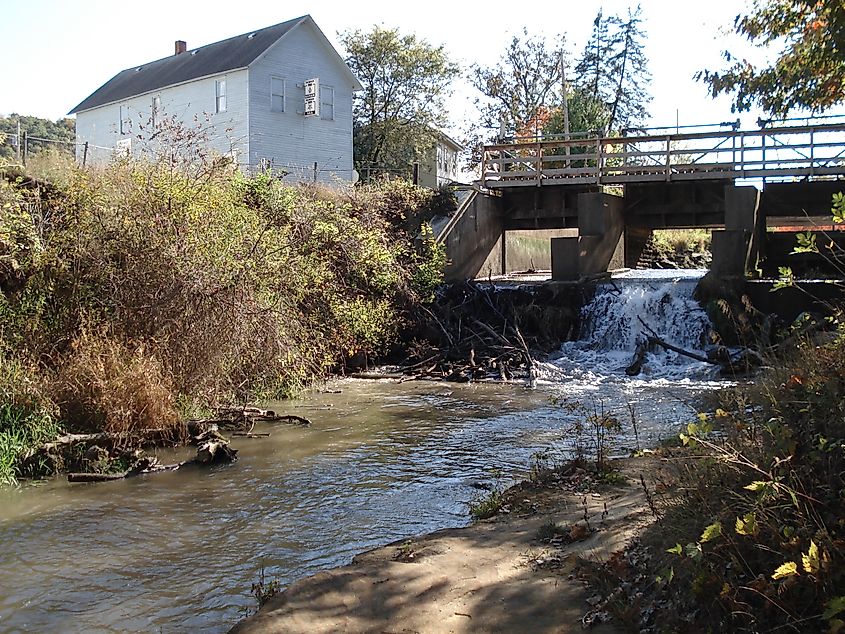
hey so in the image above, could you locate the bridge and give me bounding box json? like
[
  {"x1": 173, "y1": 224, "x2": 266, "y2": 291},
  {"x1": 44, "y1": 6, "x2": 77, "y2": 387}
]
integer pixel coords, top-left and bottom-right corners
[{"x1": 439, "y1": 120, "x2": 845, "y2": 281}]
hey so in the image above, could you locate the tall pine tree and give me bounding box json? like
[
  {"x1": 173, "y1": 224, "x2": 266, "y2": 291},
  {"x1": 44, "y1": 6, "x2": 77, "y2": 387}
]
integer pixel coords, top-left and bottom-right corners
[{"x1": 574, "y1": 5, "x2": 651, "y2": 134}]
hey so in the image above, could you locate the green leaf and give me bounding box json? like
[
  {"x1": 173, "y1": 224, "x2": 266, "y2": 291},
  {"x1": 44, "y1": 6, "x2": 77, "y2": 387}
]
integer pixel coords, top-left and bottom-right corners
[
  {"x1": 744, "y1": 480, "x2": 769, "y2": 492},
  {"x1": 772, "y1": 266, "x2": 794, "y2": 292},
  {"x1": 771, "y1": 561, "x2": 799, "y2": 580},
  {"x1": 666, "y1": 543, "x2": 683, "y2": 556},
  {"x1": 685, "y1": 542, "x2": 702, "y2": 560},
  {"x1": 833, "y1": 193, "x2": 845, "y2": 224},
  {"x1": 791, "y1": 231, "x2": 818, "y2": 254},
  {"x1": 824, "y1": 596, "x2": 845, "y2": 620},
  {"x1": 802, "y1": 540, "x2": 820, "y2": 574},
  {"x1": 735, "y1": 512, "x2": 758, "y2": 536},
  {"x1": 700, "y1": 521, "x2": 723, "y2": 543}
]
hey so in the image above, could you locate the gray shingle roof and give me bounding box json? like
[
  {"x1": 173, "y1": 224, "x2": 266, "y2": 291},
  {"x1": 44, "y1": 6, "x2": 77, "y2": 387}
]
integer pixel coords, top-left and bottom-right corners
[{"x1": 69, "y1": 16, "x2": 307, "y2": 114}]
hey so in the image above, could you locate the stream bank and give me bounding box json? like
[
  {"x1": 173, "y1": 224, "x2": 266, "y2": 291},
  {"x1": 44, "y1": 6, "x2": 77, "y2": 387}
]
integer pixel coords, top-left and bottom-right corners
[{"x1": 231, "y1": 456, "x2": 656, "y2": 634}]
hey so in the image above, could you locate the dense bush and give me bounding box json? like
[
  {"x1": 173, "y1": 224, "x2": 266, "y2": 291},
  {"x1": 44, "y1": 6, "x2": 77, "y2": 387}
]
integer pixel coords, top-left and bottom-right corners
[
  {"x1": 0, "y1": 139, "x2": 444, "y2": 482},
  {"x1": 591, "y1": 334, "x2": 845, "y2": 632}
]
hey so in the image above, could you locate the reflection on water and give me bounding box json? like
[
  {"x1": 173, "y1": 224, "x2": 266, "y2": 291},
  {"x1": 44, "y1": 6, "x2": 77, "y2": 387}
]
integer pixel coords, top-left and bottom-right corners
[{"x1": 0, "y1": 377, "x2": 708, "y2": 633}]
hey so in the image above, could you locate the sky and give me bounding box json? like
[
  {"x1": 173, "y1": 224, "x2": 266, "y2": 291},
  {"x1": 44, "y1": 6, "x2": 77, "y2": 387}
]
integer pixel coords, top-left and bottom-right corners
[{"x1": 0, "y1": 0, "x2": 806, "y2": 135}]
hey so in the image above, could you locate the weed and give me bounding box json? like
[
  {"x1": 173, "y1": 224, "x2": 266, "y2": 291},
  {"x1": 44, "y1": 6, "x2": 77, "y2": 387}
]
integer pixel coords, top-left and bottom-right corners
[
  {"x1": 250, "y1": 567, "x2": 281, "y2": 609},
  {"x1": 469, "y1": 487, "x2": 505, "y2": 520},
  {"x1": 0, "y1": 353, "x2": 59, "y2": 484},
  {"x1": 535, "y1": 519, "x2": 568, "y2": 542}
]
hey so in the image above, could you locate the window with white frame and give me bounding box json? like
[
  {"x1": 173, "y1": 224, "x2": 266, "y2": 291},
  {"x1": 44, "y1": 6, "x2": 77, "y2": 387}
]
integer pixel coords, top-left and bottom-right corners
[
  {"x1": 270, "y1": 77, "x2": 285, "y2": 112},
  {"x1": 320, "y1": 85, "x2": 334, "y2": 121},
  {"x1": 119, "y1": 104, "x2": 131, "y2": 134},
  {"x1": 215, "y1": 79, "x2": 227, "y2": 113},
  {"x1": 152, "y1": 96, "x2": 161, "y2": 126}
]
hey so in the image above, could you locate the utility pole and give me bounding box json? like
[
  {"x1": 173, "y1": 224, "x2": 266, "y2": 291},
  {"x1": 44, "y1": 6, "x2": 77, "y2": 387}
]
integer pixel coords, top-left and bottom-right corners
[
  {"x1": 560, "y1": 51, "x2": 571, "y2": 162},
  {"x1": 15, "y1": 119, "x2": 21, "y2": 163}
]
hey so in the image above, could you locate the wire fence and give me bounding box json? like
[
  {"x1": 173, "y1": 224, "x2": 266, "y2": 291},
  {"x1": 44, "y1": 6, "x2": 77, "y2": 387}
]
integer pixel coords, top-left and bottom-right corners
[
  {"x1": 0, "y1": 131, "x2": 116, "y2": 167},
  {"x1": 0, "y1": 132, "x2": 433, "y2": 187}
]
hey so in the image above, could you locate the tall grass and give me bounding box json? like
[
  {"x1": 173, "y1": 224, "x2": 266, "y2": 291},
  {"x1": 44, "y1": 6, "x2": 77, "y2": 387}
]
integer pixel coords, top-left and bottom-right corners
[
  {"x1": 0, "y1": 353, "x2": 59, "y2": 484},
  {"x1": 650, "y1": 228, "x2": 711, "y2": 257}
]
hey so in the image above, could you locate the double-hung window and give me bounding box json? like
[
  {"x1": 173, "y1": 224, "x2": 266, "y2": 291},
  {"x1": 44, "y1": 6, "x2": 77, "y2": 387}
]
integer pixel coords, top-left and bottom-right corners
[
  {"x1": 320, "y1": 85, "x2": 334, "y2": 121},
  {"x1": 119, "y1": 104, "x2": 131, "y2": 134},
  {"x1": 270, "y1": 77, "x2": 285, "y2": 112},
  {"x1": 215, "y1": 79, "x2": 227, "y2": 113}
]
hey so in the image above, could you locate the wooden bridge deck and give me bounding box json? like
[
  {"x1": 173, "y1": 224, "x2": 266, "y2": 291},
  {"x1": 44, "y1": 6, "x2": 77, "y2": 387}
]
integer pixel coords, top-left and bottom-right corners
[{"x1": 481, "y1": 122, "x2": 845, "y2": 188}]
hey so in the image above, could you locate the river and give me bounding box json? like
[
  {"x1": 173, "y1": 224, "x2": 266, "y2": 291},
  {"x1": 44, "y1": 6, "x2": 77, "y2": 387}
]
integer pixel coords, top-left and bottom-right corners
[{"x1": 0, "y1": 270, "x2": 726, "y2": 633}]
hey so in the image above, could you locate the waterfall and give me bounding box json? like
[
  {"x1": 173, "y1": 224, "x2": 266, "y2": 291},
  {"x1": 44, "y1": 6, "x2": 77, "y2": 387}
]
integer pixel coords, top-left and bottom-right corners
[{"x1": 542, "y1": 269, "x2": 715, "y2": 382}]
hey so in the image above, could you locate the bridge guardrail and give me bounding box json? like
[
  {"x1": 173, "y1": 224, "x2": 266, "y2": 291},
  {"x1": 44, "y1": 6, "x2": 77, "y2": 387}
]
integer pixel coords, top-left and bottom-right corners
[{"x1": 481, "y1": 122, "x2": 845, "y2": 187}]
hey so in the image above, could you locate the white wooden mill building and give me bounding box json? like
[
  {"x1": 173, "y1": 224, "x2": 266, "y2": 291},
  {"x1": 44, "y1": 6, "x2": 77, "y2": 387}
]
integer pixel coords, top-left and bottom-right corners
[{"x1": 70, "y1": 15, "x2": 363, "y2": 182}]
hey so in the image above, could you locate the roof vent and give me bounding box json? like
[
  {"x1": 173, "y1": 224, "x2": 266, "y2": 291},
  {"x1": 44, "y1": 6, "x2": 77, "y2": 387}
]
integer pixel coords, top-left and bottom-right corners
[
  {"x1": 175, "y1": 40, "x2": 187, "y2": 55},
  {"x1": 191, "y1": 50, "x2": 198, "y2": 55},
  {"x1": 248, "y1": 33, "x2": 256, "y2": 39},
  {"x1": 136, "y1": 66, "x2": 143, "y2": 72}
]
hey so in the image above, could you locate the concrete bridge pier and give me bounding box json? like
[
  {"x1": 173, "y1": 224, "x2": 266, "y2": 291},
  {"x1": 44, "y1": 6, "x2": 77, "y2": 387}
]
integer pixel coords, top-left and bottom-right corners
[
  {"x1": 710, "y1": 186, "x2": 762, "y2": 277},
  {"x1": 551, "y1": 192, "x2": 624, "y2": 280}
]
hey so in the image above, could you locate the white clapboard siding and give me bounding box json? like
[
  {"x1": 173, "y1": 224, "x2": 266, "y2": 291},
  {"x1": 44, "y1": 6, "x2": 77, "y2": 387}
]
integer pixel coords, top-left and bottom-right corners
[
  {"x1": 247, "y1": 19, "x2": 355, "y2": 182},
  {"x1": 74, "y1": 69, "x2": 250, "y2": 166}
]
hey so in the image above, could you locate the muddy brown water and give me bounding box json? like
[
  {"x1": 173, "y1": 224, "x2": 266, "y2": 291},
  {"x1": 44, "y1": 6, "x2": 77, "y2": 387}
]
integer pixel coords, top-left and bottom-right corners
[{"x1": 0, "y1": 375, "x2": 717, "y2": 633}]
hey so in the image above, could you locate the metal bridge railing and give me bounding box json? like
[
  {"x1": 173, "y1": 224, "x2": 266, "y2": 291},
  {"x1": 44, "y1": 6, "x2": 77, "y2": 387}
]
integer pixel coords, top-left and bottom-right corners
[{"x1": 481, "y1": 122, "x2": 845, "y2": 187}]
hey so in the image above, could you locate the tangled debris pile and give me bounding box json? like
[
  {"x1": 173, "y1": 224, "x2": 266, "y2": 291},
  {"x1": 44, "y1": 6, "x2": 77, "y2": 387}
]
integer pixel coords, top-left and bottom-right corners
[{"x1": 398, "y1": 281, "x2": 588, "y2": 382}]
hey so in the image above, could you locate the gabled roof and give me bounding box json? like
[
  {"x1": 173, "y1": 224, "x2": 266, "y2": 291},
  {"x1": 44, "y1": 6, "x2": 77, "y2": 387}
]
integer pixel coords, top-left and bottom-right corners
[{"x1": 69, "y1": 15, "x2": 361, "y2": 114}]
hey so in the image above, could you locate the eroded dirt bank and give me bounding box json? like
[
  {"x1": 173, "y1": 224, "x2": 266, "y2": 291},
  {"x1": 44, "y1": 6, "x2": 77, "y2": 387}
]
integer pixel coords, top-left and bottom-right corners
[{"x1": 230, "y1": 459, "x2": 656, "y2": 634}]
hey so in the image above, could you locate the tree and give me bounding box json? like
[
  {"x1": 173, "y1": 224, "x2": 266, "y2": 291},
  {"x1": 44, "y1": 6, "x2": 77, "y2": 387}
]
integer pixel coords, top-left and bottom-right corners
[
  {"x1": 575, "y1": 5, "x2": 651, "y2": 133},
  {"x1": 698, "y1": 0, "x2": 845, "y2": 115},
  {"x1": 576, "y1": 9, "x2": 616, "y2": 112},
  {"x1": 0, "y1": 114, "x2": 75, "y2": 160},
  {"x1": 469, "y1": 29, "x2": 567, "y2": 139},
  {"x1": 545, "y1": 89, "x2": 611, "y2": 138},
  {"x1": 341, "y1": 26, "x2": 459, "y2": 175}
]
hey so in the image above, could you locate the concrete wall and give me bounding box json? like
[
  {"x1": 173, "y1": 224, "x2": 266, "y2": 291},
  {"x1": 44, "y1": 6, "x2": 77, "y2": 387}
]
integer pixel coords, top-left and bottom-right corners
[
  {"x1": 551, "y1": 192, "x2": 624, "y2": 280},
  {"x1": 75, "y1": 69, "x2": 250, "y2": 166},
  {"x1": 248, "y1": 20, "x2": 355, "y2": 182},
  {"x1": 442, "y1": 193, "x2": 504, "y2": 281}
]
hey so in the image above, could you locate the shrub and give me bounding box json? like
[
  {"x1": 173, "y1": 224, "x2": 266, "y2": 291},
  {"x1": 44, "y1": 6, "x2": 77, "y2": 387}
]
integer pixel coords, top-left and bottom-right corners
[
  {"x1": 603, "y1": 333, "x2": 845, "y2": 632},
  {"x1": 0, "y1": 127, "x2": 444, "y2": 474}
]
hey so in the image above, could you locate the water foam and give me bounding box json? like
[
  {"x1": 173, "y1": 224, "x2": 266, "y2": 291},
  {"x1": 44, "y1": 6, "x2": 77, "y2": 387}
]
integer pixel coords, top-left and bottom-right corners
[{"x1": 541, "y1": 270, "x2": 717, "y2": 382}]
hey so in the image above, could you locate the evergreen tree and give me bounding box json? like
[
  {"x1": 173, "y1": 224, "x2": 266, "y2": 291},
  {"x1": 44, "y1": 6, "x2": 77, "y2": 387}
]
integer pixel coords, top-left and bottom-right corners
[
  {"x1": 574, "y1": 5, "x2": 651, "y2": 134},
  {"x1": 575, "y1": 10, "x2": 617, "y2": 110},
  {"x1": 606, "y1": 6, "x2": 651, "y2": 131}
]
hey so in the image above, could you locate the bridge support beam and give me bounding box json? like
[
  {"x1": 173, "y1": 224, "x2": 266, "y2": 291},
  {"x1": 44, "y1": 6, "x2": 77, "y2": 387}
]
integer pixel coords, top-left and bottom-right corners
[
  {"x1": 711, "y1": 186, "x2": 762, "y2": 278},
  {"x1": 551, "y1": 193, "x2": 624, "y2": 280}
]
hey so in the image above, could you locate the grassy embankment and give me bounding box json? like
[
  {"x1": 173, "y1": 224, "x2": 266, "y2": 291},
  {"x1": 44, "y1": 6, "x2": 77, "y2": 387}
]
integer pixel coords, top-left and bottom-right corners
[{"x1": 0, "y1": 146, "x2": 445, "y2": 484}]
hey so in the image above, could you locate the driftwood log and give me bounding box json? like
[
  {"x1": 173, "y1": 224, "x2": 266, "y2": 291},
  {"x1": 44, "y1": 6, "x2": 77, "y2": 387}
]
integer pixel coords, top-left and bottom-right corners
[
  {"x1": 68, "y1": 431, "x2": 238, "y2": 483},
  {"x1": 627, "y1": 316, "x2": 764, "y2": 377}
]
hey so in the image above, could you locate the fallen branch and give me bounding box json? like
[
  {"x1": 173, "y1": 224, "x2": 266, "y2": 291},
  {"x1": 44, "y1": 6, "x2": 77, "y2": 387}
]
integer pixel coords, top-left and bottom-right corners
[{"x1": 637, "y1": 316, "x2": 712, "y2": 363}]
